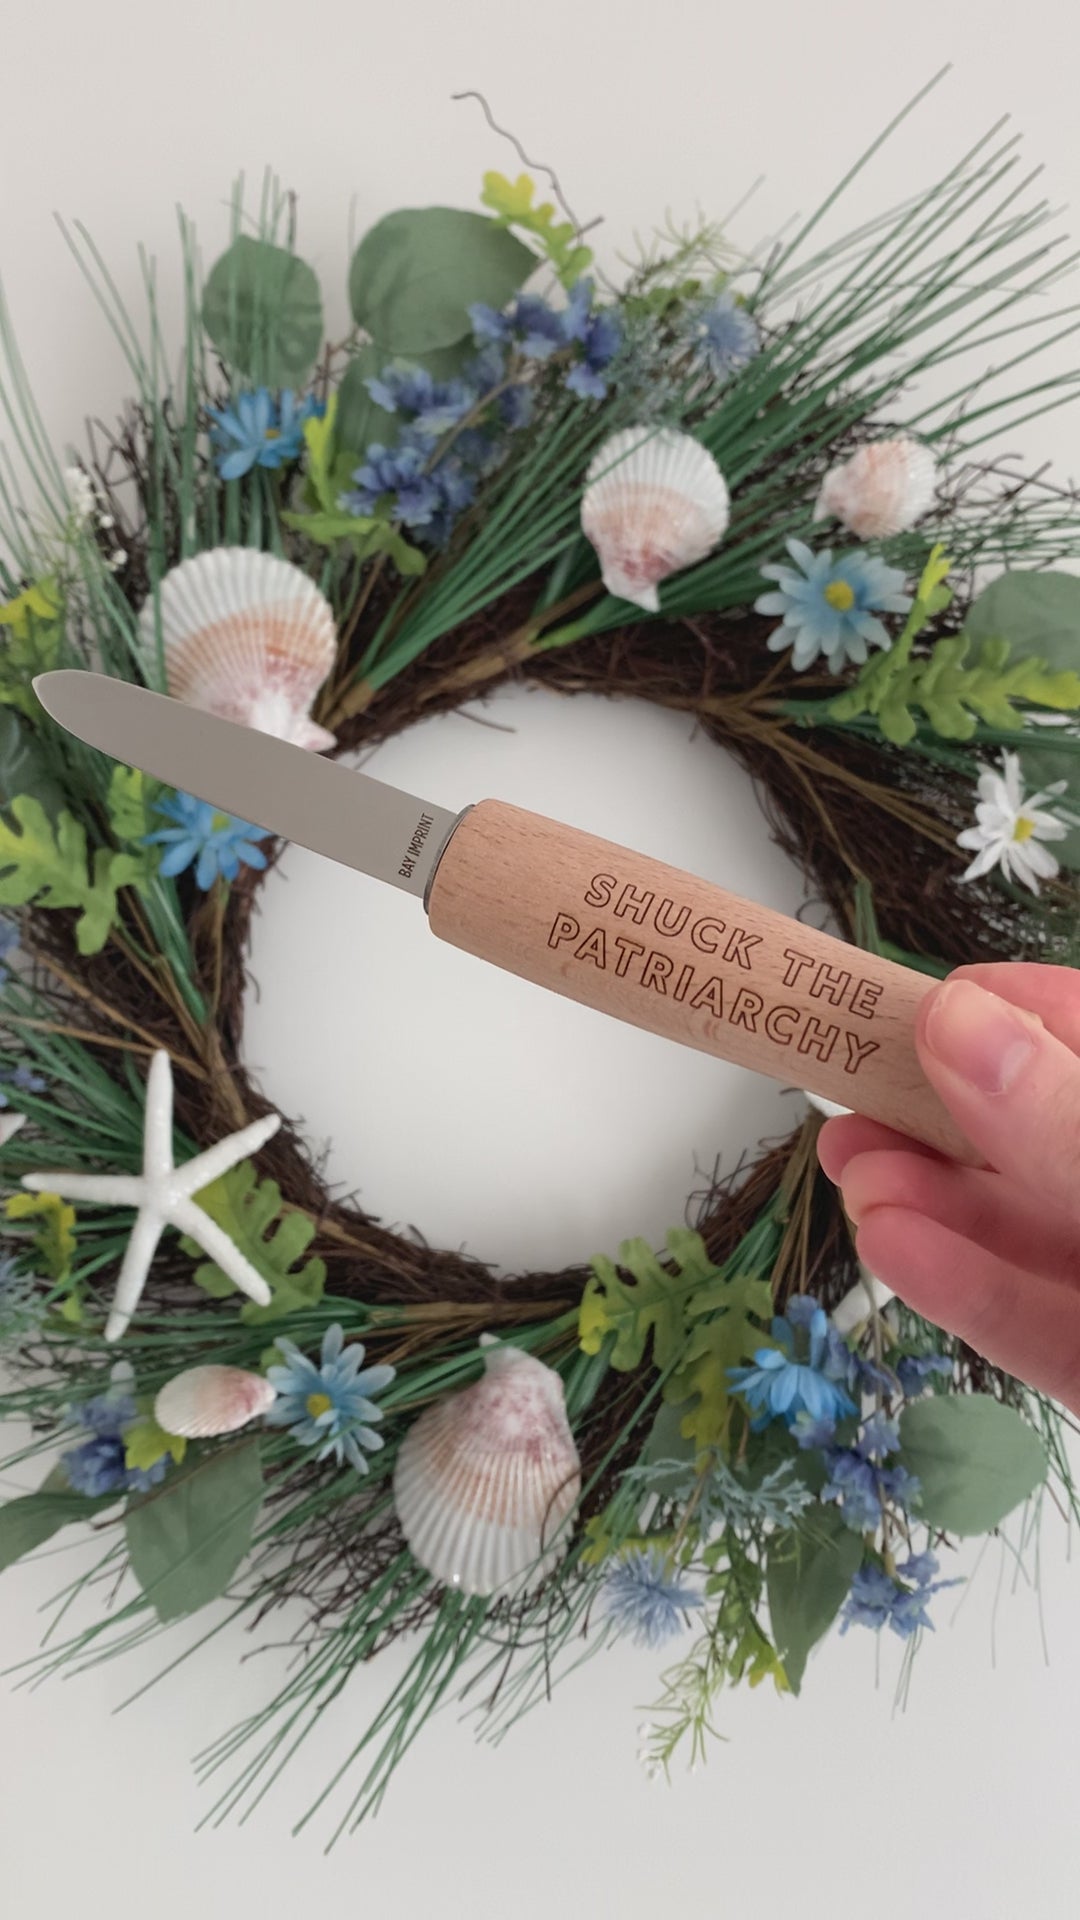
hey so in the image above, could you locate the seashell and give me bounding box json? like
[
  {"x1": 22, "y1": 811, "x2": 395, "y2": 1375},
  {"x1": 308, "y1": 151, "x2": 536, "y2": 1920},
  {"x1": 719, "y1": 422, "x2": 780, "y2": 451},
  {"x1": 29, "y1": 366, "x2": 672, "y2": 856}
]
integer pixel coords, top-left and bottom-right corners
[
  {"x1": 832, "y1": 1271, "x2": 896, "y2": 1336},
  {"x1": 154, "y1": 1364, "x2": 277, "y2": 1439},
  {"x1": 813, "y1": 436, "x2": 936, "y2": 541},
  {"x1": 581, "y1": 427, "x2": 730, "y2": 612},
  {"x1": 138, "y1": 548, "x2": 338, "y2": 750},
  {"x1": 0, "y1": 1112, "x2": 27, "y2": 1147},
  {"x1": 393, "y1": 1336, "x2": 581, "y2": 1596}
]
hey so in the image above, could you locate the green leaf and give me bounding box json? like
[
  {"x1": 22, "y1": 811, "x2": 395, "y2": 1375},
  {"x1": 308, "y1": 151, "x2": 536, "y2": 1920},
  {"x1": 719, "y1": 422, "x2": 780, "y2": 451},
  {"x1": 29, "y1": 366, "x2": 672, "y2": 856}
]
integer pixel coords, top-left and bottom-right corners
[
  {"x1": 479, "y1": 172, "x2": 593, "y2": 288},
  {"x1": 829, "y1": 631, "x2": 1080, "y2": 743},
  {"x1": 336, "y1": 345, "x2": 396, "y2": 455},
  {"x1": 0, "y1": 580, "x2": 64, "y2": 718},
  {"x1": 202, "y1": 235, "x2": 324, "y2": 389},
  {"x1": 0, "y1": 796, "x2": 140, "y2": 953},
  {"x1": 966, "y1": 568, "x2": 1080, "y2": 670},
  {"x1": 182, "y1": 1159, "x2": 326, "y2": 1321},
  {"x1": 579, "y1": 1233, "x2": 690, "y2": 1373},
  {"x1": 666, "y1": 1269, "x2": 775, "y2": 1450},
  {"x1": 106, "y1": 764, "x2": 161, "y2": 842},
  {"x1": 348, "y1": 207, "x2": 534, "y2": 354},
  {"x1": 0, "y1": 1466, "x2": 119, "y2": 1572},
  {"x1": 766, "y1": 1509, "x2": 864, "y2": 1694},
  {"x1": 124, "y1": 1442, "x2": 264, "y2": 1622},
  {"x1": 123, "y1": 1417, "x2": 187, "y2": 1473},
  {"x1": 899, "y1": 1394, "x2": 1048, "y2": 1535},
  {"x1": 5, "y1": 1191, "x2": 77, "y2": 1283},
  {"x1": 0, "y1": 708, "x2": 65, "y2": 817},
  {"x1": 580, "y1": 1227, "x2": 773, "y2": 1450},
  {"x1": 280, "y1": 508, "x2": 427, "y2": 577}
]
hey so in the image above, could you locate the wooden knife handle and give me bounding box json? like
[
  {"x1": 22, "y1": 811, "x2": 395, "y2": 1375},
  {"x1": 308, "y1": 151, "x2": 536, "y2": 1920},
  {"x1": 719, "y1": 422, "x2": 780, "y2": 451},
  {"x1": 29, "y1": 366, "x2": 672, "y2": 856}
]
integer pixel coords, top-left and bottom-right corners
[{"x1": 425, "y1": 798, "x2": 975, "y2": 1163}]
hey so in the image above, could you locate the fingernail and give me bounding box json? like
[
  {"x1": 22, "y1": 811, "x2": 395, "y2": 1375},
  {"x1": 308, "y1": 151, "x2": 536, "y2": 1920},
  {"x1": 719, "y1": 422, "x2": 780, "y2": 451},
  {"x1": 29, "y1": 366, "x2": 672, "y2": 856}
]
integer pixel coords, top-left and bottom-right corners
[{"x1": 923, "y1": 979, "x2": 1040, "y2": 1094}]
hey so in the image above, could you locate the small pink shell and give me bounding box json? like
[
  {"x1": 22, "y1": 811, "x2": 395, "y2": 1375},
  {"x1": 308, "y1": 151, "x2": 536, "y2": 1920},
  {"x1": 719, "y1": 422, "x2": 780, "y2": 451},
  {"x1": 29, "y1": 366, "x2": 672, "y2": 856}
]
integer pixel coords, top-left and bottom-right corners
[
  {"x1": 154, "y1": 1365, "x2": 277, "y2": 1439},
  {"x1": 138, "y1": 548, "x2": 338, "y2": 750},
  {"x1": 581, "y1": 428, "x2": 730, "y2": 612},
  {"x1": 814, "y1": 437, "x2": 936, "y2": 540}
]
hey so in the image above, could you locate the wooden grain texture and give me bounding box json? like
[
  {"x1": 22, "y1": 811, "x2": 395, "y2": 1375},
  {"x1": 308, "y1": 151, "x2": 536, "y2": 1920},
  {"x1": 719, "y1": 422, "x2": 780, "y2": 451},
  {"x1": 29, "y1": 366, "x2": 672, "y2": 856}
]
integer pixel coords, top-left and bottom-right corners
[{"x1": 427, "y1": 798, "x2": 977, "y2": 1163}]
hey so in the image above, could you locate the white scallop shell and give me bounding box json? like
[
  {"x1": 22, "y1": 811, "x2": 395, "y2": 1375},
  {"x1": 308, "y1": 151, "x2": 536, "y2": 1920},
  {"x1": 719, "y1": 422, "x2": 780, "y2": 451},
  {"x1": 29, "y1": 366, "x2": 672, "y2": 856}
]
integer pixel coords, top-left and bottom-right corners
[
  {"x1": 0, "y1": 1112, "x2": 27, "y2": 1147},
  {"x1": 813, "y1": 437, "x2": 936, "y2": 540},
  {"x1": 154, "y1": 1364, "x2": 277, "y2": 1439},
  {"x1": 393, "y1": 1336, "x2": 581, "y2": 1596},
  {"x1": 138, "y1": 548, "x2": 338, "y2": 749},
  {"x1": 581, "y1": 427, "x2": 730, "y2": 612}
]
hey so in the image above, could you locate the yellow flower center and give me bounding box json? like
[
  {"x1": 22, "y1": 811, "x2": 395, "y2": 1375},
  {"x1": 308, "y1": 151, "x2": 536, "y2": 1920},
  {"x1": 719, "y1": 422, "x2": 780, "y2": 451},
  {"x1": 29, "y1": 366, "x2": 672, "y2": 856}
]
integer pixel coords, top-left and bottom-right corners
[
  {"x1": 823, "y1": 580, "x2": 856, "y2": 612},
  {"x1": 265, "y1": 427, "x2": 280, "y2": 440},
  {"x1": 306, "y1": 1391, "x2": 333, "y2": 1419},
  {"x1": 1012, "y1": 815, "x2": 1037, "y2": 843}
]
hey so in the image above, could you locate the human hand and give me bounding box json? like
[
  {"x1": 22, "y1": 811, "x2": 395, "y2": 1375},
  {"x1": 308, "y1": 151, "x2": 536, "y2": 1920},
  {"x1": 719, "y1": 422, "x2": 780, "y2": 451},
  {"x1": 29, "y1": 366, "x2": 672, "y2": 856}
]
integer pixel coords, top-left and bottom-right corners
[{"x1": 816, "y1": 962, "x2": 1080, "y2": 1416}]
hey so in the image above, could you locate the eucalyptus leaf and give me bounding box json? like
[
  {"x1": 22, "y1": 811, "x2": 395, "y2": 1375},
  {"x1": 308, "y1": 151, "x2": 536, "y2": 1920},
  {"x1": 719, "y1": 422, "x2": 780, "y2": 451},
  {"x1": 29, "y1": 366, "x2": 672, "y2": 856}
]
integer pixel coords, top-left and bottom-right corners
[
  {"x1": 0, "y1": 1465, "x2": 119, "y2": 1572},
  {"x1": 765, "y1": 1507, "x2": 863, "y2": 1693},
  {"x1": 203, "y1": 236, "x2": 323, "y2": 390},
  {"x1": 967, "y1": 569, "x2": 1080, "y2": 670},
  {"x1": 348, "y1": 207, "x2": 534, "y2": 354},
  {"x1": 336, "y1": 345, "x2": 394, "y2": 455},
  {"x1": 124, "y1": 1441, "x2": 264, "y2": 1621},
  {"x1": 0, "y1": 708, "x2": 65, "y2": 818},
  {"x1": 899, "y1": 1394, "x2": 1047, "y2": 1536}
]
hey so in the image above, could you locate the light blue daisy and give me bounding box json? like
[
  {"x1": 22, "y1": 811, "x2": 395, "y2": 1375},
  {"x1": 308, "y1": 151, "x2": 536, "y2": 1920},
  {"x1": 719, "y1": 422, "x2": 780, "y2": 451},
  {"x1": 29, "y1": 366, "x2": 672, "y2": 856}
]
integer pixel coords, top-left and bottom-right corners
[
  {"x1": 265, "y1": 1323, "x2": 396, "y2": 1474},
  {"x1": 755, "y1": 538, "x2": 911, "y2": 672}
]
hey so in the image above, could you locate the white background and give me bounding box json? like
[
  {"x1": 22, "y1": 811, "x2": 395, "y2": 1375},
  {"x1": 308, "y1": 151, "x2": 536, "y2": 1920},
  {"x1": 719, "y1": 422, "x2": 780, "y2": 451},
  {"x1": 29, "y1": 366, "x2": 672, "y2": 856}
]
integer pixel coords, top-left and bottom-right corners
[{"x1": 2, "y1": 3, "x2": 1080, "y2": 1914}]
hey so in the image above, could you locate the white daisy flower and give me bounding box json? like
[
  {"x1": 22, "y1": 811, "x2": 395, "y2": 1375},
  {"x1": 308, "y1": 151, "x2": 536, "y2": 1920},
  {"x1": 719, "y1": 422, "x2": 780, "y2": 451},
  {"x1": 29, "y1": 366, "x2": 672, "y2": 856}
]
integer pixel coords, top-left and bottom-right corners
[{"x1": 956, "y1": 750, "x2": 1079, "y2": 895}]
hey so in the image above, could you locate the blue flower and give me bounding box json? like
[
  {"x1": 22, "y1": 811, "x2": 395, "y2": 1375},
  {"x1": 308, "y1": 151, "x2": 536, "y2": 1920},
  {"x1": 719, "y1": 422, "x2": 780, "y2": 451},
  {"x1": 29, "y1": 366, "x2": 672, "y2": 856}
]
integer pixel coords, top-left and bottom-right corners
[
  {"x1": 265, "y1": 1323, "x2": 396, "y2": 1473},
  {"x1": 896, "y1": 1352, "x2": 953, "y2": 1396},
  {"x1": 792, "y1": 1412, "x2": 838, "y2": 1450},
  {"x1": 822, "y1": 1415, "x2": 921, "y2": 1531},
  {"x1": 0, "y1": 1061, "x2": 46, "y2": 1109},
  {"x1": 840, "y1": 1552, "x2": 962, "y2": 1639},
  {"x1": 755, "y1": 539, "x2": 912, "y2": 673},
  {"x1": 603, "y1": 1546, "x2": 703, "y2": 1649},
  {"x1": 143, "y1": 790, "x2": 270, "y2": 891},
  {"x1": 0, "y1": 917, "x2": 18, "y2": 987},
  {"x1": 728, "y1": 1295, "x2": 858, "y2": 1432},
  {"x1": 468, "y1": 302, "x2": 512, "y2": 345},
  {"x1": 691, "y1": 292, "x2": 761, "y2": 379},
  {"x1": 61, "y1": 1391, "x2": 173, "y2": 1497},
  {"x1": 207, "y1": 389, "x2": 319, "y2": 481}
]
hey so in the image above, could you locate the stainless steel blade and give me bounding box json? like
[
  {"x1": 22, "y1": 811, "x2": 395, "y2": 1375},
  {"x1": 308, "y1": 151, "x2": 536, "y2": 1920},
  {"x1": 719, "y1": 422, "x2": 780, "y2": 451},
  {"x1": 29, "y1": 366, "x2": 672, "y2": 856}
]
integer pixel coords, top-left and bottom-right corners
[{"x1": 34, "y1": 671, "x2": 462, "y2": 902}]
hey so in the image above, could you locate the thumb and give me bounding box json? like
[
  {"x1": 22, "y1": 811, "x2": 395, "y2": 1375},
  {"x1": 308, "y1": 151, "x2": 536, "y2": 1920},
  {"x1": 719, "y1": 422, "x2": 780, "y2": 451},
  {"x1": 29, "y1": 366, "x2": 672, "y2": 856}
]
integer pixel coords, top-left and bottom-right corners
[{"x1": 916, "y1": 977, "x2": 1080, "y2": 1216}]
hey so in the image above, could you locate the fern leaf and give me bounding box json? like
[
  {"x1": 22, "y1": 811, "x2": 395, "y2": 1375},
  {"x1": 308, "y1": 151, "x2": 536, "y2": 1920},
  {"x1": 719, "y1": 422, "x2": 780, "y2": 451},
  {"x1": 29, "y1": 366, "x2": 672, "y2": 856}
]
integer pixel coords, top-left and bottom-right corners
[
  {"x1": 665, "y1": 1272, "x2": 776, "y2": 1449},
  {"x1": 183, "y1": 1161, "x2": 326, "y2": 1322},
  {"x1": 579, "y1": 1234, "x2": 689, "y2": 1372},
  {"x1": 0, "y1": 796, "x2": 141, "y2": 953}
]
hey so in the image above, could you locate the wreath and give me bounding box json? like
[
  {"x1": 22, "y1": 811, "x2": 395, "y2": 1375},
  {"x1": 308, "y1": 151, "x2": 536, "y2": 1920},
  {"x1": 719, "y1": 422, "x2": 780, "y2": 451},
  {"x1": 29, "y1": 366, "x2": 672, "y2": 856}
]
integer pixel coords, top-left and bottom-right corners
[{"x1": 2, "y1": 87, "x2": 1080, "y2": 1840}]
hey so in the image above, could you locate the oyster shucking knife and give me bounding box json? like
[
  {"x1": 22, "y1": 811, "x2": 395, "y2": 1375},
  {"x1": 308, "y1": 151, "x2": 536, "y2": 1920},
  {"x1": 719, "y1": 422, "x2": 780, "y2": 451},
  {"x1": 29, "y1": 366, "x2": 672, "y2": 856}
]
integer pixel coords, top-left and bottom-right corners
[{"x1": 33, "y1": 669, "x2": 973, "y2": 1163}]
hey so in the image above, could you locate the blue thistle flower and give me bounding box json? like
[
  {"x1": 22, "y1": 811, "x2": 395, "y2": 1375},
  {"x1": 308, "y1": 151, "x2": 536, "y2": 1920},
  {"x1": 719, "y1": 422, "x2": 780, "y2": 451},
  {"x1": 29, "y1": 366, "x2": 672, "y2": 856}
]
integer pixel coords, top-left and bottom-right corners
[
  {"x1": 755, "y1": 538, "x2": 912, "y2": 673},
  {"x1": 143, "y1": 790, "x2": 270, "y2": 891},
  {"x1": 603, "y1": 1546, "x2": 703, "y2": 1649},
  {"x1": 690, "y1": 292, "x2": 760, "y2": 378}
]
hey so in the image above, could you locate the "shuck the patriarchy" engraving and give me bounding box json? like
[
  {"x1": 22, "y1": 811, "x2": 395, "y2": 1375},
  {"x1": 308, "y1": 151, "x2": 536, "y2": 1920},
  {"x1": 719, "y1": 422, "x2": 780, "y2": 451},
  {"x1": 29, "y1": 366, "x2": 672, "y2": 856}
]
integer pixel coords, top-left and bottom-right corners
[{"x1": 547, "y1": 872, "x2": 883, "y2": 1077}]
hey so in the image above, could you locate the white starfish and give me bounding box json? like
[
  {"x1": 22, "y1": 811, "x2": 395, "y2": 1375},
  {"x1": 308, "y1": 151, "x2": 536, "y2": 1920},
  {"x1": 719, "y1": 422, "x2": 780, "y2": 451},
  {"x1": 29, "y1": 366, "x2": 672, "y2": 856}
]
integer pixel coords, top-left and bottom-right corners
[{"x1": 21, "y1": 1050, "x2": 281, "y2": 1341}]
